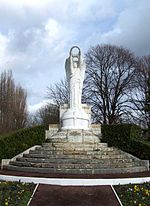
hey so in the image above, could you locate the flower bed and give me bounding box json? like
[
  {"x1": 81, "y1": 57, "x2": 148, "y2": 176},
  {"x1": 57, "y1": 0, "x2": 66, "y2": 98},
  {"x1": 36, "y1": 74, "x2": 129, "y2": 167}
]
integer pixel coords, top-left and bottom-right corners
[
  {"x1": 114, "y1": 182, "x2": 150, "y2": 206},
  {"x1": 0, "y1": 181, "x2": 35, "y2": 206}
]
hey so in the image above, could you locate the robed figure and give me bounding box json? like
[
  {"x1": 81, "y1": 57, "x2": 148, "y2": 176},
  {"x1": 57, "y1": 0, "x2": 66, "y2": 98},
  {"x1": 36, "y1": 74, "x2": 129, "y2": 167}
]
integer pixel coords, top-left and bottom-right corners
[{"x1": 65, "y1": 46, "x2": 86, "y2": 109}]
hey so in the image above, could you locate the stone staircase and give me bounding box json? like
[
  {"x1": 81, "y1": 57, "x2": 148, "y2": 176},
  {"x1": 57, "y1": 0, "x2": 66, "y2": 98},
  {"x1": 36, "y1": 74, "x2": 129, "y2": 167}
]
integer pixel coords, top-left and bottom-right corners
[{"x1": 2, "y1": 129, "x2": 149, "y2": 174}]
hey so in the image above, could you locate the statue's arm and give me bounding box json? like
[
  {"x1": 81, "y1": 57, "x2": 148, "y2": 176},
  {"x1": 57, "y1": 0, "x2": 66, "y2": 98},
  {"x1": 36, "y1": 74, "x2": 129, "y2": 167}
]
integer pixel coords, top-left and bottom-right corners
[
  {"x1": 69, "y1": 55, "x2": 74, "y2": 75},
  {"x1": 79, "y1": 53, "x2": 82, "y2": 68},
  {"x1": 79, "y1": 55, "x2": 86, "y2": 79},
  {"x1": 65, "y1": 58, "x2": 70, "y2": 83}
]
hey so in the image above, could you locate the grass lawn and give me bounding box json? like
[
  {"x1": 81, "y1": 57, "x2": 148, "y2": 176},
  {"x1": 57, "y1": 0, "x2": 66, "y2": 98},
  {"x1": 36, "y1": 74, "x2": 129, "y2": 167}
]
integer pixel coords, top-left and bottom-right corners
[
  {"x1": 0, "y1": 181, "x2": 35, "y2": 206},
  {"x1": 114, "y1": 182, "x2": 150, "y2": 206}
]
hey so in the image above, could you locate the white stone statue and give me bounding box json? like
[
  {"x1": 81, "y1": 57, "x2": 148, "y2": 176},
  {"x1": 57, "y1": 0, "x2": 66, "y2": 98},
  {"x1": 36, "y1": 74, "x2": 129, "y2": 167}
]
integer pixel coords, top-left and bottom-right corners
[
  {"x1": 65, "y1": 46, "x2": 86, "y2": 109},
  {"x1": 61, "y1": 46, "x2": 90, "y2": 130}
]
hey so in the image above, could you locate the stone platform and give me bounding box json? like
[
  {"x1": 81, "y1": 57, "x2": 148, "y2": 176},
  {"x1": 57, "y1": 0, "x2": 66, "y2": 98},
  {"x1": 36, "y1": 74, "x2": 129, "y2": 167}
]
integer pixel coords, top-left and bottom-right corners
[{"x1": 2, "y1": 128, "x2": 149, "y2": 174}]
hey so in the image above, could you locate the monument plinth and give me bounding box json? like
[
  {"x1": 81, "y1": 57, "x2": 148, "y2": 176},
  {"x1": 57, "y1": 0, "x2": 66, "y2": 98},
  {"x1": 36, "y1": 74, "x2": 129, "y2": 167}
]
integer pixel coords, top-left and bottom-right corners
[{"x1": 61, "y1": 46, "x2": 90, "y2": 130}]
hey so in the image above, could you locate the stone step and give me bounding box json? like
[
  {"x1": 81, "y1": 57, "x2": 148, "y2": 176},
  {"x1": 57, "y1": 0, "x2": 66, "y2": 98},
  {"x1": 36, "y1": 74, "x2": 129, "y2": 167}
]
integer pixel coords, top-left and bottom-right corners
[
  {"x1": 23, "y1": 151, "x2": 126, "y2": 159},
  {"x1": 10, "y1": 161, "x2": 135, "y2": 169},
  {"x1": 27, "y1": 150, "x2": 122, "y2": 159},
  {"x1": 19, "y1": 155, "x2": 136, "y2": 165},
  {"x1": 47, "y1": 138, "x2": 68, "y2": 143},
  {"x1": 44, "y1": 140, "x2": 103, "y2": 145},
  {"x1": 30, "y1": 150, "x2": 84, "y2": 155},
  {"x1": 28, "y1": 149, "x2": 121, "y2": 156},
  {"x1": 40, "y1": 147, "x2": 104, "y2": 152},
  {"x1": 4, "y1": 164, "x2": 147, "y2": 174},
  {"x1": 28, "y1": 152, "x2": 124, "y2": 159},
  {"x1": 16, "y1": 157, "x2": 134, "y2": 164},
  {"x1": 36, "y1": 147, "x2": 107, "y2": 152},
  {"x1": 33, "y1": 149, "x2": 115, "y2": 155},
  {"x1": 35, "y1": 147, "x2": 115, "y2": 153},
  {"x1": 47, "y1": 139, "x2": 100, "y2": 143},
  {"x1": 42, "y1": 142, "x2": 108, "y2": 148}
]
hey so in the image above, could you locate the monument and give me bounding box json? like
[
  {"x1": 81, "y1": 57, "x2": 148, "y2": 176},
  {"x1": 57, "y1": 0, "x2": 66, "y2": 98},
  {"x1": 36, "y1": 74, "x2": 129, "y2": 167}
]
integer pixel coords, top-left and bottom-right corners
[
  {"x1": 1, "y1": 46, "x2": 149, "y2": 174},
  {"x1": 60, "y1": 46, "x2": 90, "y2": 130}
]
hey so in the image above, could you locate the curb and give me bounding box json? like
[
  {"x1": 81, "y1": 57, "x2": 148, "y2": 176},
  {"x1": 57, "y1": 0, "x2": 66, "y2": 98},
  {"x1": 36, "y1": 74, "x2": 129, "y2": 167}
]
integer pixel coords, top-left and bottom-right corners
[{"x1": 0, "y1": 174, "x2": 149, "y2": 185}]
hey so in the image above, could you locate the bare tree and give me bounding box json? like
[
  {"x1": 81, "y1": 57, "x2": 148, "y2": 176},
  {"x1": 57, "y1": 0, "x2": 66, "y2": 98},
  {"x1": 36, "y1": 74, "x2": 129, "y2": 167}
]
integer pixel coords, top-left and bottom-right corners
[
  {"x1": 84, "y1": 44, "x2": 136, "y2": 124},
  {"x1": 47, "y1": 79, "x2": 69, "y2": 106},
  {"x1": 130, "y1": 55, "x2": 150, "y2": 128},
  {"x1": 13, "y1": 85, "x2": 27, "y2": 129},
  {"x1": 34, "y1": 104, "x2": 59, "y2": 126},
  {"x1": 0, "y1": 70, "x2": 27, "y2": 134}
]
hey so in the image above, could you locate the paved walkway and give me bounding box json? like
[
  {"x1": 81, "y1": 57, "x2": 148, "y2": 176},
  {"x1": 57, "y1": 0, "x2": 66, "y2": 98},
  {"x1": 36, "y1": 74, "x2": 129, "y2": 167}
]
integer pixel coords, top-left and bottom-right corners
[{"x1": 29, "y1": 184, "x2": 120, "y2": 206}]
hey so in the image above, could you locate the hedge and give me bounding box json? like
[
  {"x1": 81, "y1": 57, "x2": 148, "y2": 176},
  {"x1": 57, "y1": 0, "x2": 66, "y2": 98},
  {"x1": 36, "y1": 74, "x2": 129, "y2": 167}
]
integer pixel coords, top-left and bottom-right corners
[
  {"x1": 101, "y1": 124, "x2": 150, "y2": 161},
  {"x1": 142, "y1": 128, "x2": 150, "y2": 141},
  {"x1": 0, "y1": 125, "x2": 46, "y2": 162}
]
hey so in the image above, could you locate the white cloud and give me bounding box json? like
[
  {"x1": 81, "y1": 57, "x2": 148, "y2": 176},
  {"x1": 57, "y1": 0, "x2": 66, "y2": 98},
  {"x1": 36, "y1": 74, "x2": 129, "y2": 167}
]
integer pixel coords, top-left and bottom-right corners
[
  {"x1": 0, "y1": 0, "x2": 149, "y2": 112},
  {"x1": 96, "y1": 0, "x2": 150, "y2": 55},
  {"x1": 45, "y1": 19, "x2": 60, "y2": 40},
  {"x1": 0, "y1": 0, "x2": 50, "y2": 9},
  {"x1": 0, "y1": 33, "x2": 9, "y2": 69},
  {"x1": 28, "y1": 99, "x2": 48, "y2": 113}
]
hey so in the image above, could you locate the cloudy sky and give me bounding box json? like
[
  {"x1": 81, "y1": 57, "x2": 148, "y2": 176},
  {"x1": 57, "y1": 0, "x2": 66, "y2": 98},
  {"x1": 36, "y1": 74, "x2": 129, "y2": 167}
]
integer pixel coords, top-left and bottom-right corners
[{"x1": 0, "y1": 0, "x2": 150, "y2": 112}]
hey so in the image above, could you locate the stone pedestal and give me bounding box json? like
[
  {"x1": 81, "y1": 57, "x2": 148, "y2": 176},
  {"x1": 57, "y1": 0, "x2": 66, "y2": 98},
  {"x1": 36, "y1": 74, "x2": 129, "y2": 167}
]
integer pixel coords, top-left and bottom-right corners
[{"x1": 60, "y1": 104, "x2": 91, "y2": 130}]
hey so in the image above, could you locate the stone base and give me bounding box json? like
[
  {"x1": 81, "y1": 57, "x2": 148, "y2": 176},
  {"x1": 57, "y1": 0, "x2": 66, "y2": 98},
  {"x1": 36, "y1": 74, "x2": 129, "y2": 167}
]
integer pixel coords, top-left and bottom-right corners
[
  {"x1": 61, "y1": 108, "x2": 90, "y2": 130},
  {"x1": 60, "y1": 104, "x2": 91, "y2": 130},
  {"x1": 45, "y1": 124, "x2": 102, "y2": 142},
  {"x1": 47, "y1": 129, "x2": 100, "y2": 143}
]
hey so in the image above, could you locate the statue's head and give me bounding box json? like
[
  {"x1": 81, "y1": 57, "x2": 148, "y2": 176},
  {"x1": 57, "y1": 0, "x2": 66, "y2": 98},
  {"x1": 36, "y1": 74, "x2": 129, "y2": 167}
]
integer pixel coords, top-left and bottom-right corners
[{"x1": 70, "y1": 46, "x2": 81, "y2": 68}]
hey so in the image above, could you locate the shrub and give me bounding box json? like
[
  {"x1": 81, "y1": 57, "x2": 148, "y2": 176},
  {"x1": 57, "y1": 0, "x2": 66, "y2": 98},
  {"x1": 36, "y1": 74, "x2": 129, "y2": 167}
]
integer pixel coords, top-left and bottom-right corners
[
  {"x1": 142, "y1": 128, "x2": 150, "y2": 141},
  {"x1": 0, "y1": 125, "x2": 46, "y2": 162},
  {"x1": 101, "y1": 124, "x2": 150, "y2": 160}
]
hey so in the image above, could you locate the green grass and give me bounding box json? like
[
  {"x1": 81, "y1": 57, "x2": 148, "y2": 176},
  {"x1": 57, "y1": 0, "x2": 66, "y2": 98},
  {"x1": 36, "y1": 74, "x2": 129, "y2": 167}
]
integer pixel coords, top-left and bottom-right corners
[
  {"x1": 114, "y1": 182, "x2": 150, "y2": 206},
  {"x1": 0, "y1": 181, "x2": 35, "y2": 206}
]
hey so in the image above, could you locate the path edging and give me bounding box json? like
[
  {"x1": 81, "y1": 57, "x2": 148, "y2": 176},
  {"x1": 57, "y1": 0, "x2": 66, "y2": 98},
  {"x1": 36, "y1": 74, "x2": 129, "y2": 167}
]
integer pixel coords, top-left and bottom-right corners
[
  {"x1": 27, "y1": 183, "x2": 39, "y2": 206},
  {"x1": 111, "y1": 185, "x2": 123, "y2": 206}
]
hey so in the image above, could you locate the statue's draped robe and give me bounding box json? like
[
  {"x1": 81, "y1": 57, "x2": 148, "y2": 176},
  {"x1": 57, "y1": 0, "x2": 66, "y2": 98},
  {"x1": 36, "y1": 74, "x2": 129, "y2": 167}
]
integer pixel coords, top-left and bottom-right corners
[{"x1": 65, "y1": 54, "x2": 86, "y2": 109}]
